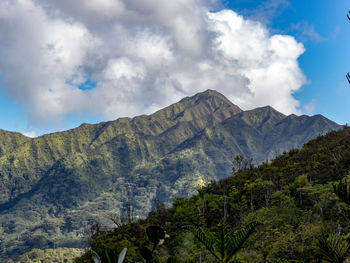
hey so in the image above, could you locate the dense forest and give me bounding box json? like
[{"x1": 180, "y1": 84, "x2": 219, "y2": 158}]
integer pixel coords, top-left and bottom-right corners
[{"x1": 68, "y1": 126, "x2": 350, "y2": 262}]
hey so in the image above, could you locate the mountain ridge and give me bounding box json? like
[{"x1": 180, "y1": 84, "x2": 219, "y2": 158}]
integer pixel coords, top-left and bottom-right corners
[{"x1": 0, "y1": 89, "x2": 341, "y2": 260}]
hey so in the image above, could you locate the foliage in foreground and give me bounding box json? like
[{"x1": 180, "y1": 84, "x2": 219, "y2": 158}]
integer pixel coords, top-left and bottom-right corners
[
  {"x1": 184, "y1": 222, "x2": 260, "y2": 263},
  {"x1": 315, "y1": 233, "x2": 350, "y2": 263},
  {"x1": 91, "y1": 247, "x2": 127, "y2": 263}
]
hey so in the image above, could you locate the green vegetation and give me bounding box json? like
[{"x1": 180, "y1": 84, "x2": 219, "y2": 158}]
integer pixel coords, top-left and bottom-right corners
[
  {"x1": 315, "y1": 234, "x2": 350, "y2": 263},
  {"x1": 184, "y1": 222, "x2": 260, "y2": 263},
  {"x1": 140, "y1": 226, "x2": 166, "y2": 263},
  {"x1": 74, "y1": 127, "x2": 350, "y2": 262},
  {"x1": 15, "y1": 247, "x2": 84, "y2": 263},
  {"x1": 0, "y1": 90, "x2": 341, "y2": 261},
  {"x1": 333, "y1": 177, "x2": 350, "y2": 205}
]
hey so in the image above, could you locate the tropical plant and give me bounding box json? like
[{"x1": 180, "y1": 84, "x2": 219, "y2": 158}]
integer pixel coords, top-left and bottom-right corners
[
  {"x1": 333, "y1": 178, "x2": 350, "y2": 205},
  {"x1": 315, "y1": 234, "x2": 350, "y2": 263},
  {"x1": 140, "y1": 225, "x2": 166, "y2": 263},
  {"x1": 184, "y1": 222, "x2": 260, "y2": 263},
  {"x1": 91, "y1": 247, "x2": 127, "y2": 263}
]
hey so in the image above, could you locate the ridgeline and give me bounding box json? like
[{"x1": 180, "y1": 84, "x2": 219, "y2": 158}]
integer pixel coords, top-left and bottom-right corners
[{"x1": 0, "y1": 90, "x2": 340, "y2": 260}]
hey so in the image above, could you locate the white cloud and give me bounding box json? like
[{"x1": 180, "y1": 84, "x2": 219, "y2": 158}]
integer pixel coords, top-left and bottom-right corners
[
  {"x1": 303, "y1": 99, "x2": 317, "y2": 115},
  {"x1": 0, "y1": 0, "x2": 95, "y2": 125},
  {"x1": 21, "y1": 130, "x2": 37, "y2": 138},
  {"x1": 0, "y1": 0, "x2": 307, "y2": 128}
]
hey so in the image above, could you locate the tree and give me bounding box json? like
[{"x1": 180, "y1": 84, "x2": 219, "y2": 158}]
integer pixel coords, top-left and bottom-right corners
[
  {"x1": 184, "y1": 222, "x2": 260, "y2": 263},
  {"x1": 233, "y1": 155, "x2": 244, "y2": 171},
  {"x1": 233, "y1": 155, "x2": 254, "y2": 171}
]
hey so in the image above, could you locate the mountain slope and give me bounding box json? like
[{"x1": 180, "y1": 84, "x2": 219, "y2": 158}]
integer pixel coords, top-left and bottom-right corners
[
  {"x1": 0, "y1": 90, "x2": 341, "y2": 260},
  {"x1": 75, "y1": 126, "x2": 350, "y2": 263},
  {"x1": 0, "y1": 90, "x2": 241, "y2": 205}
]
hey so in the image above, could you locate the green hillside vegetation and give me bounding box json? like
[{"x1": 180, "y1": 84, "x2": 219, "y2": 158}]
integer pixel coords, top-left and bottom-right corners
[
  {"x1": 0, "y1": 90, "x2": 340, "y2": 260},
  {"x1": 75, "y1": 127, "x2": 350, "y2": 262},
  {"x1": 0, "y1": 130, "x2": 31, "y2": 156},
  {"x1": 15, "y1": 247, "x2": 84, "y2": 263}
]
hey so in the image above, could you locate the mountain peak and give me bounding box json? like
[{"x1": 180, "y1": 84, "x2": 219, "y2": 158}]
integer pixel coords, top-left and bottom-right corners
[
  {"x1": 180, "y1": 89, "x2": 237, "y2": 107},
  {"x1": 236, "y1": 105, "x2": 286, "y2": 130},
  {"x1": 151, "y1": 89, "x2": 242, "y2": 123},
  {"x1": 194, "y1": 89, "x2": 232, "y2": 101},
  {"x1": 253, "y1": 105, "x2": 286, "y2": 116}
]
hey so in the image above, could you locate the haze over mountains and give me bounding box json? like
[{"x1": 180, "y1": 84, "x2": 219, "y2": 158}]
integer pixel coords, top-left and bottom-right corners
[{"x1": 0, "y1": 90, "x2": 341, "y2": 260}]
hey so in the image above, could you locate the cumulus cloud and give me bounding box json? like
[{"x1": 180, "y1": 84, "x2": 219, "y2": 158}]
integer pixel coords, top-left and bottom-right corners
[
  {"x1": 0, "y1": 0, "x2": 94, "y2": 124},
  {"x1": 0, "y1": 0, "x2": 306, "y2": 128}
]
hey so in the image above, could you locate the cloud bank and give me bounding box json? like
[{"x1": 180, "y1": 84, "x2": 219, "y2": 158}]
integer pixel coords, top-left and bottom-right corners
[{"x1": 0, "y1": 0, "x2": 306, "y2": 127}]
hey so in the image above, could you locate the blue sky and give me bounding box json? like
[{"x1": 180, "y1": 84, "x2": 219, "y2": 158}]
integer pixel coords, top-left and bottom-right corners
[
  {"x1": 0, "y1": 0, "x2": 349, "y2": 136},
  {"x1": 225, "y1": 0, "x2": 350, "y2": 124}
]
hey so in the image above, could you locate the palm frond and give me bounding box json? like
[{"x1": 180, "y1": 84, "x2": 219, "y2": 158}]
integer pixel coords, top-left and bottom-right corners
[
  {"x1": 333, "y1": 178, "x2": 350, "y2": 205},
  {"x1": 91, "y1": 249, "x2": 101, "y2": 263},
  {"x1": 225, "y1": 222, "x2": 260, "y2": 262},
  {"x1": 184, "y1": 222, "x2": 260, "y2": 263},
  {"x1": 118, "y1": 248, "x2": 127, "y2": 263},
  {"x1": 316, "y1": 234, "x2": 350, "y2": 263},
  {"x1": 183, "y1": 225, "x2": 221, "y2": 260}
]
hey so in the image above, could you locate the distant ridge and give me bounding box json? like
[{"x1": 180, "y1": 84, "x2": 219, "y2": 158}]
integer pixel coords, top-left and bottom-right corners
[{"x1": 0, "y1": 89, "x2": 341, "y2": 260}]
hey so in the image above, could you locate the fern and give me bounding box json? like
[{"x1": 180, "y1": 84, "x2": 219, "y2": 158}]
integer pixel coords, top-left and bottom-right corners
[
  {"x1": 183, "y1": 225, "x2": 220, "y2": 260},
  {"x1": 184, "y1": 222, "x2": 260, "y2": 263},
  {"x1": 225, "y1": 222, "x2": 259, "y2": 261}
]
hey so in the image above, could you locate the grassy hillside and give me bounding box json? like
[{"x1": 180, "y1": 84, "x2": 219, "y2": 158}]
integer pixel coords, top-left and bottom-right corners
[
  {"x1": 75, "y1": 127, "x2": 350, "y2": 262},
  {"x1": 0, "y1": 129, "x2": 31, "y2": 156},
  {"x1": 16, "y1": 247, "x2": 84, "y2": 263},
  {"x1": 0, "y1": 90, "x2": 340, "y2": 260}
]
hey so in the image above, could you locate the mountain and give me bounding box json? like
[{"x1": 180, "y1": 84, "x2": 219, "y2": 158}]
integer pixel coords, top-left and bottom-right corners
[{"x1": 0, "y1": 90, "x2": 340, "y2": 260}]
